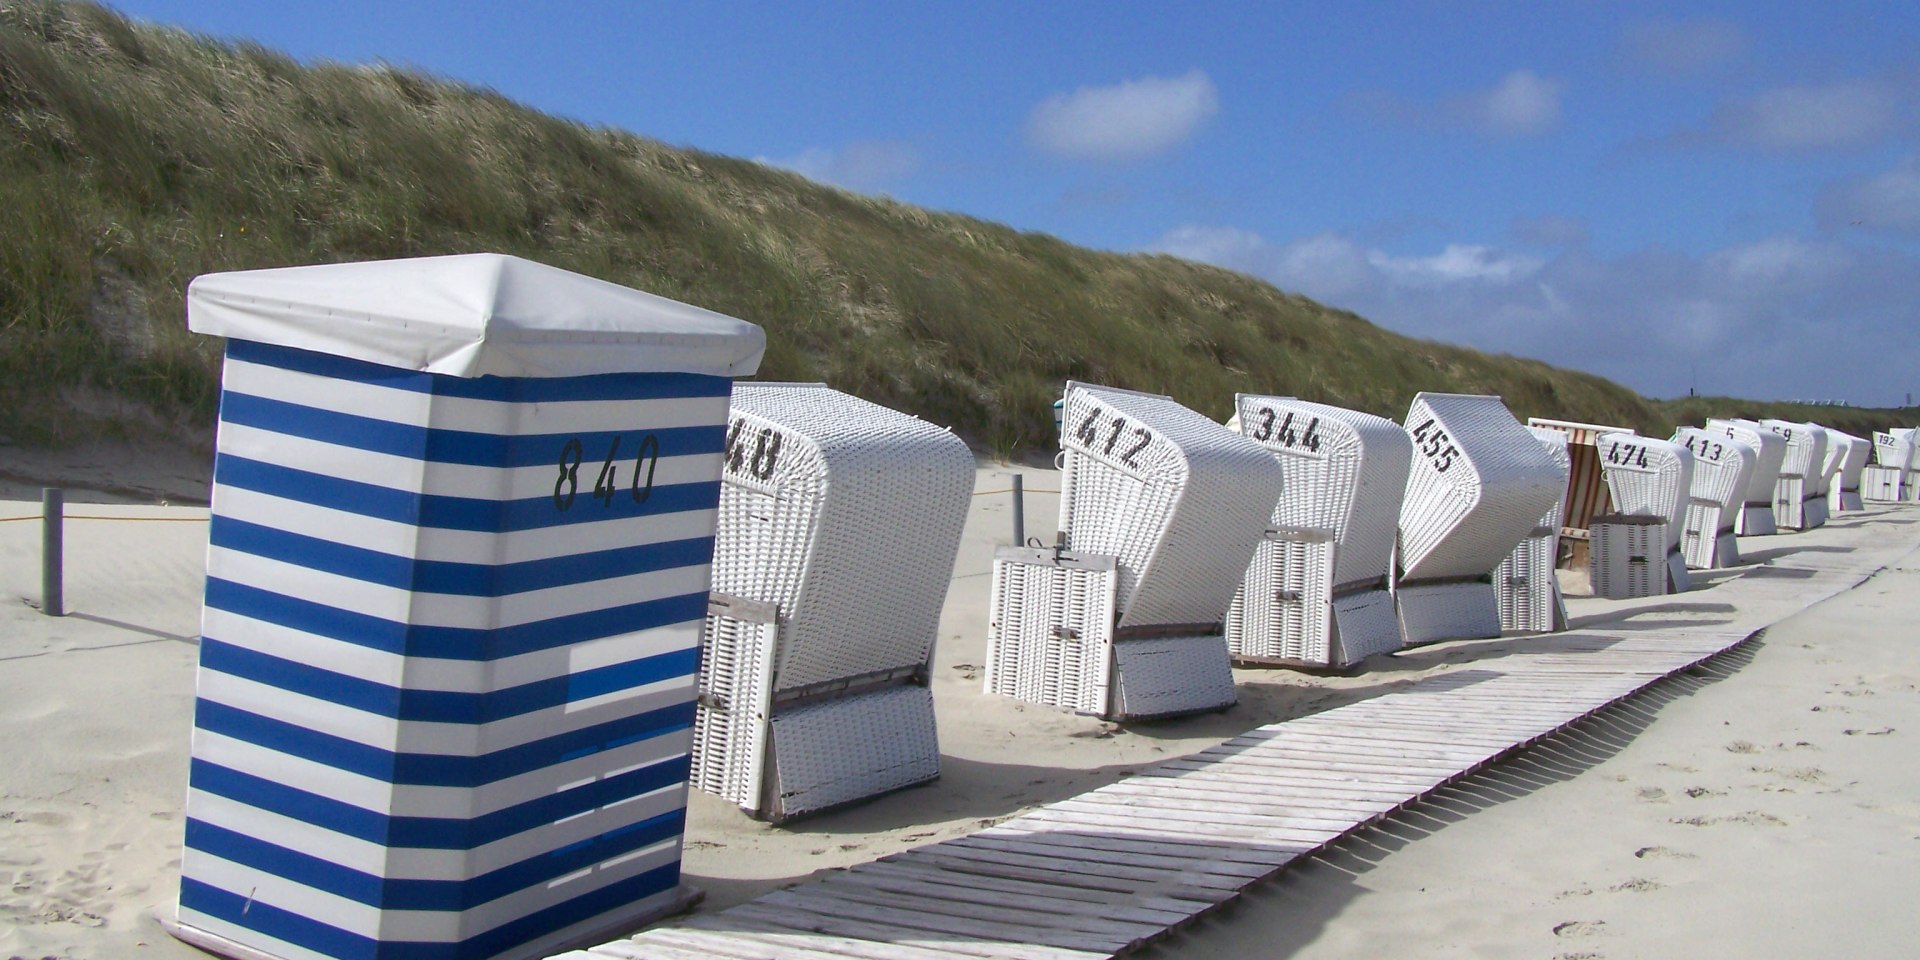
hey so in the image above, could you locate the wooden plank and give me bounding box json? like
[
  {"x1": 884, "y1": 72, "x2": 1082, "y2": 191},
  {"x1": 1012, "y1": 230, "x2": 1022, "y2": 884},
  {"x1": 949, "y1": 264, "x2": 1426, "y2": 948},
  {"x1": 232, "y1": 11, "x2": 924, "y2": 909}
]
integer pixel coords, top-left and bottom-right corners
[
  {"x1": 933, "y1": 835, "x2": 1254, "y2": 892},
  {"x1": 890, "y1": 842, "x2": 1243, "y2": 895},
  {"x1": 760, "y1": 885, "x2": 1139, "y2": 954},
  {"x1": 704, "y1": 903, "x2": 1102, "y2": 960},
  {"x1": 957, "y1": 827, "x2": 1284, "y2": 878},
  {"x1": 1140, "y1": 763, "x2": 1430, "y2": 802},
  {"x1": 850, "y1": 858, "x2": 1206, "y2": 919},
  {"x1": 980, "y1": 822, "x2": 1300, "y2": 869},
  {"x1": 828, "y1": 863, "x2": 1195, "y2": 928},
  {"x1": 795, "y1": 875, "x2": 1168, "y2": 948},
  {"x1": 1154, "y1": 754, "x2": 1445, "y2": 789},
  {"x1": 1097, "y1": 776, "x2": 1402, "y2": 817},
  {"x1": 1013, "y1": 806, "x2": 1334, "y2": 853}
]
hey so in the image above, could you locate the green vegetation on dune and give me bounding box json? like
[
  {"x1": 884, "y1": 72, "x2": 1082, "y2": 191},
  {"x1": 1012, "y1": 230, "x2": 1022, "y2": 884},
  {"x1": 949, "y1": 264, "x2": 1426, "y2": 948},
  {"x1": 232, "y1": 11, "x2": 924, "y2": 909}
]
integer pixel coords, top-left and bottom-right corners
[
  {"x1": 1, "y1": 1, "x2": 1910, "y2": 458},
  {"x1": 1656, "y1": 397, "x2": 1920, "y2": 441}
]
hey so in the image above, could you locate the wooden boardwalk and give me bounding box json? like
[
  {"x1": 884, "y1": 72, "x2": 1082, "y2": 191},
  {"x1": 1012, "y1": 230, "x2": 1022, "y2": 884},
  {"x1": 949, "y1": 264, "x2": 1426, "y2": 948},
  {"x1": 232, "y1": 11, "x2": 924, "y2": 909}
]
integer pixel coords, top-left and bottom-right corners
[{"x1": 562, "y1": 523, "x2": 1904, "y2": 960}]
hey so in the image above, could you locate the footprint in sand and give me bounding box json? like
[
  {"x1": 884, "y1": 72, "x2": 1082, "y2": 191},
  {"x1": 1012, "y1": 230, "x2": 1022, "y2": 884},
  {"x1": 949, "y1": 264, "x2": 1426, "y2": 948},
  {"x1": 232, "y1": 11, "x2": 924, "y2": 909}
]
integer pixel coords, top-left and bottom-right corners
[
  {"x1": 1554, "y1": 885, "x2": 1595, "y2": 900},
  {"x1": 1610, "y1": 878, "x2": 1663, "y2": 893},
  {"x1": 1724, "y1": 740, "x2": 1760, "y2": 754},
  {"x1": 1635, "y1": 787, "x2": 1668, "y2": 802},
  {"x1": 1684, "y1": 786, "x2": 1724, "y2": 798},
  {"x1": 1553, "y1": 919, "x2": 1608, "y2": 938}
]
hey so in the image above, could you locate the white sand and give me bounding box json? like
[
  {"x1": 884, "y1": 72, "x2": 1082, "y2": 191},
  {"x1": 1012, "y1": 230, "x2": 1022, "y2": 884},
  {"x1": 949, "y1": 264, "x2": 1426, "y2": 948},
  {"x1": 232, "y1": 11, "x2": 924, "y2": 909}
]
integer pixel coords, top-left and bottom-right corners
[{"x1": 2, "y1": 458, "x2": 1916, "y2": 960}]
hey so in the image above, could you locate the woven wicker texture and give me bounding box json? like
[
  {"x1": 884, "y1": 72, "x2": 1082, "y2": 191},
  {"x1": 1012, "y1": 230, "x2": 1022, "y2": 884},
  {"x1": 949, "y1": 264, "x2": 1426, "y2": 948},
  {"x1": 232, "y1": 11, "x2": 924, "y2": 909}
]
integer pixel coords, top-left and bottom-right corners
[
  {"x1": 1672, "y1": 427, "x2": 1754, "y2": 569},
  {"x1": 1232, "y1": 395, "x2": 1412, "y2": 583},
  {"x1": 1396, "y1": 581, "x2": 1502, "y2": 645},
  {"x1": 1225, "y1": 395, "x2": 1410, "y2": 667},
  {"x1": 1057, "y1": 382, "x2": 1284, "y2": 628},
  {"x1": 1707, "y1": 419, "x2": 1784, "y2": 536},
  {"x1": 1761, "y1": 419, "x2": 1827, "y2": 530},
  {"x1": 983, "y1": 552, "x2": 1116, "y2": 715},
  {"x1": 692, "y1": 612, "x2": 778, "y2": 810},
  {"x1": 1863, "y1": 464, "x2": 1903, "y2": 502},
  {"x1": 1497, "y1": 427, "x2": 1572, "y2": 633},
  {"x1": 1590, "y1": 517, "x2": 1667, "y2": 599},
  {"x1": 766, "y1": 686, "x2": 940, "y2": 820},
  {"x1": 1330, "y1": 590, "x2": 1405, "y2": 662},
  {"x1": 1398, "y1": 394, "x2": 1565, "y2": 582},
  {"x1": 1497, "y1": 534, "x2": 1562, "y2": 632},
  {"x1": 1597, "y1": 433, "x2": 1693, "y2": 555},
  {"x1": 716, "y1": 383, "x2": 973, "y2": 692},
  {"x1": 1225, "y1": 535, "x2": 1335, "y2": 663},
  {"x1": 1825, "y1": 430, "x2": 1870, "y2": 512}
]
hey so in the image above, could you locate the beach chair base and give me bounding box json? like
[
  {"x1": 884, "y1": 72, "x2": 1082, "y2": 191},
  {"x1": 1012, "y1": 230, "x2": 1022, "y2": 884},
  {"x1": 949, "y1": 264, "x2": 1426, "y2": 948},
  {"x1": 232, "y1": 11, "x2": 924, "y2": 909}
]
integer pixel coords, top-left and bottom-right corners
[
  {"x1": 763, "y1": 685, "x2": 940, "y2": 822},
  {"x1": 986, "y1": 547, "x2": 1236, "y2": 721},
  {"x1": 1226, "y1": 531, "x2": 1402, "y2": 668},
  {"x1": 1396, "y1": 579, "x2": 1501, "y2": 646},
  {"x1": 1736, "y1": 501, "x2": 1778, "y2": 536},
  {"x1": 1590, "y1": 516, "x2": 1668, "y2": 599},
  {"x1": 1497, "y1": 529, "x2": 1566, "y2": 634},
  {"x1": 1861, "y1": 466, "x2": 1902, "y2": 502}
]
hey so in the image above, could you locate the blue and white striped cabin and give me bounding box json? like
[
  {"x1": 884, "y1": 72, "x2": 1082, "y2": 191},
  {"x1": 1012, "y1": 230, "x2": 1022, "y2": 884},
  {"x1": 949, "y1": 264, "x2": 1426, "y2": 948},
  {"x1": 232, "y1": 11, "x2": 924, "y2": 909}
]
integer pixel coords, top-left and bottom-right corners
[{"x1": 173, "y1": 254, "x2": 763, "y2": 960}]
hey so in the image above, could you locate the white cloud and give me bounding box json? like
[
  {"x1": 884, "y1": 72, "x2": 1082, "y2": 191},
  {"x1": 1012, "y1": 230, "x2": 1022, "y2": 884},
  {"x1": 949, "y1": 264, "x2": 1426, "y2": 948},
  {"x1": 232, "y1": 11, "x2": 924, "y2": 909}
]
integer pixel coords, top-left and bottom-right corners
[
  {"x1": 1818, "y1": 155, "x2": 1920, "y2": 233},
  {"x1": 1471, "y1": 70, "x2": 1564, "y2": 137},
  {"x1": 1696, "y1": 80, "x2": 1901, "y2": 151},
  {"x1": 1622, "y1": 17, "x2": 1749, "y2": 75},
  {"x1": 759, "y1": 140, "x2": 921, "y2": 190},
  {"x1": 1026, "y1": 70, "x2": 1219, "y2": 161},
  {"x1": 1351, "y1": 69, "x2": 1563, "y2": 139},
  {"x1": 1151, "y1": 225, "x2": 1918, "y2": 405}
]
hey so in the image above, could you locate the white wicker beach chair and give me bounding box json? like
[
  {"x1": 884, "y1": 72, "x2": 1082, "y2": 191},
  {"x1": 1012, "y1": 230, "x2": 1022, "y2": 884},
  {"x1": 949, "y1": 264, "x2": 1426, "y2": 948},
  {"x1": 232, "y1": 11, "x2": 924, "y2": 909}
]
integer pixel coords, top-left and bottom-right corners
[
  {"x1": 1824, "y1": 430, "x2": 1870, "y2": 513},
  {"x1": 1495, "y1": 426, "x2": 1572, "y2": 633},
  {"x1": 1895, "y1": 428, "x2": 1920, "y2": 503},
  {"x1": 694, "y1": 383, "x2": 973, "y2": 822},
  {"x1": 1761, "y1": 419, "x2": 1827, "y2": 530},
  {"x1": 1224, "y1": 396, "x2": 1412, "y2": 668},
  {"x1": 1866, "y1": 429, "x2": 1916, "y2": 501},
  {"x1": 1588, "y1": 514, "x2": 1668, "y2": 599},
  {"x1": 1673, "y1": 427, "x2": 1755, "y2": 569},
  {"x1": 1706, "y1": 419, "x2": 1784, "y2": 536},
  {"x1": 1596, "y1": 433, "x2": 1693, "y2": 591},
  {"x1": 986, "y1": 382, "x2": 1283, "y2": 719},
  {"x1": 1395, "y1": 394, "x2": 1564, "y2": 645}
]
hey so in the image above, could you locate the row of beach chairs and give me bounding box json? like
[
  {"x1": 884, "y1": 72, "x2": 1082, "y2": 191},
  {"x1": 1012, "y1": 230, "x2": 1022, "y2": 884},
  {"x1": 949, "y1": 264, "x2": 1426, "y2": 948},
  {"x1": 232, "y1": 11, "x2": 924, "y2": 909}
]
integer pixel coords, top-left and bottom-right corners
[{"x1": 689, "y1": 379, "x2": 1895, "y2": 822}]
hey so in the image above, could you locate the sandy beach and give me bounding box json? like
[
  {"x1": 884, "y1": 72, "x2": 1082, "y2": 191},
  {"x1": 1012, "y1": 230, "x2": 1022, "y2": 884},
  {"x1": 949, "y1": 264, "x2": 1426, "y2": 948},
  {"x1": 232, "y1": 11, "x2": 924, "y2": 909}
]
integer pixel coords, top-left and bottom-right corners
[{"x1": 3, "y1": 454, "x2": 1916, "y2": 960}]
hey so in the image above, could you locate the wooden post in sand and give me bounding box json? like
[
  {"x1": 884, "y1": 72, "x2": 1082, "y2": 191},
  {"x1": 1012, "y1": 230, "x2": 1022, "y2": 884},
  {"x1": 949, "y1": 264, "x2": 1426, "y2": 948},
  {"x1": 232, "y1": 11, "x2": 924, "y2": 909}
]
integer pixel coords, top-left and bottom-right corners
[{"x1": 40, "y1": 487, "x2": 62, "y2": 617}]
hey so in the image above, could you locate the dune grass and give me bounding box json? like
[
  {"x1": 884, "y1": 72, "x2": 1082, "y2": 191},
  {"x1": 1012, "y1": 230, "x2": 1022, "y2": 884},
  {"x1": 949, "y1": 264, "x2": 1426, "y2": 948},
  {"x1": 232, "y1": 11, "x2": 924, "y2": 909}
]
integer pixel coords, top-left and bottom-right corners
[{"x1": 2, "y1": 1, "x2": 1910, "y2": 457}]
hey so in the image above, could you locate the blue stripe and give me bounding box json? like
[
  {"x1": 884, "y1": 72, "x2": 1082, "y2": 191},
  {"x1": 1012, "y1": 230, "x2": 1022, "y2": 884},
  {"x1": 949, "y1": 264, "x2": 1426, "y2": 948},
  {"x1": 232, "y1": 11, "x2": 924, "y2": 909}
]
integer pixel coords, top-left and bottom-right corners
[
  {"x1": 188, "y1": 755, "x2": 690, "y2": 849},
  {"x1": 191, "y1": 699, "x2": 693, "y2": 787},
  {"x1": 208, "y1": 515, "x2": 716, "y2": 596},
  {"x1": 201, "y1": 578, "x2": 708, "y2": 660},
  {"x1": 180, "y1": 858, "x2": 681, "y2": 960},
  {"x1": 212, "y1": 454, "x2": 722, "y2": 531},
  {"x1": 220, "y1": 390, "x2": 726, "y2": 469},
  {"x1": 197, "y1": 638, "x2": 699, "y2": 723},
  {"x1": 184, "y1": 810, "x2": 683, "y2": 912},
  {"x1": 227, "y1": 338, "x2": 734, "y2": 403}
]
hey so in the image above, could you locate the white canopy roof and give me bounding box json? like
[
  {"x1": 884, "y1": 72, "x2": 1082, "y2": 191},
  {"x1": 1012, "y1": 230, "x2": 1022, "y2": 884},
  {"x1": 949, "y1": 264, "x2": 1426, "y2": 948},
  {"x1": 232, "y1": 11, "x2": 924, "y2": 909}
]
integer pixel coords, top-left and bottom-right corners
[{"x1": 187, "y1": 253, "x2": 765, "y2": 379}]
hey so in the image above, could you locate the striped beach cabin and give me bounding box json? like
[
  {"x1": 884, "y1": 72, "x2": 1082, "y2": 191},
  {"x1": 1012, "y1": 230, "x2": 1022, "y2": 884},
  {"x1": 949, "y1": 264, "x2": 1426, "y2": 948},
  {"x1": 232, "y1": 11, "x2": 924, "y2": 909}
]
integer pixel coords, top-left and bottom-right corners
[{"x1": 171, "y1": 254, "x2": 764, "y2": 960}]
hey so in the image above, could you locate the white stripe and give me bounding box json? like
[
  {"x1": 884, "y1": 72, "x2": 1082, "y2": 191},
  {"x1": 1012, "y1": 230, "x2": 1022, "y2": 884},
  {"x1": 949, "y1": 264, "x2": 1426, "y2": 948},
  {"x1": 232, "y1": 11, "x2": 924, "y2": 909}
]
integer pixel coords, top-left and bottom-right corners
[
  {"x1": 223, "y1": 356, "x2": 730, "y2": 434},
  {"x1": 180, "y1": 837, "x2": 683, "y2": 942},
  {"x1": 216, "y1": 420, "x2": 724, "y2": 502},
  {"x1": 172, "y1": 910, "x2": 340, "y2": 960},
  {"x1": 186, "y1": 782, "x2": 684, "y2": 879},
  {"x1": 206, "y1": 546, "x2": 712, "y2": 630},
  {"x1": 189, "y1": 726, "x2": 694, "y2": 817},
  {"x1": 200, "y1": 608, "x2": 701, "y2": 693},
  {"x1": 193, "y1": 669, "x2": 694, "y2": 755},
  {"x1": 209, "y1": 484, "x2": 719, "y2": 565}
]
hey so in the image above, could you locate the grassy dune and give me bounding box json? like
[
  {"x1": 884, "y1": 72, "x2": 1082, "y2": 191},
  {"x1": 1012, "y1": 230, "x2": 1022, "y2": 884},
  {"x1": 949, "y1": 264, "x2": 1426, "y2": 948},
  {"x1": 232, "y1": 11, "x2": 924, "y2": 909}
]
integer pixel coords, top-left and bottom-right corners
[{"x1": 1, "y1": 1, "x2": 1911, "y2": 456}]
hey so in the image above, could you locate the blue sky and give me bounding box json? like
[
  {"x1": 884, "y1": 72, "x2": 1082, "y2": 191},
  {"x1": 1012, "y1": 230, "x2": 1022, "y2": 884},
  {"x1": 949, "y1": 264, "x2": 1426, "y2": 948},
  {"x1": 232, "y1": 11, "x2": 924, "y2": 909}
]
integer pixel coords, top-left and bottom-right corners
[{"x1": 109, "y1": 1, "x2": 1920, "y2": 405}]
